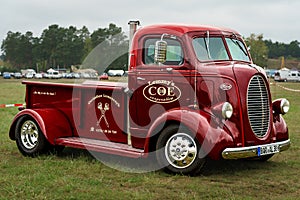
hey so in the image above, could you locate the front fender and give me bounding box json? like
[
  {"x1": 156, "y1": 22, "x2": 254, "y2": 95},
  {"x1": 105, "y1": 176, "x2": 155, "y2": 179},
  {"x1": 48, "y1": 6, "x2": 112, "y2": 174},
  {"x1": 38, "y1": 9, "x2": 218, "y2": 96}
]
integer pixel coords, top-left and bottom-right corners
[
  {"x1": 273, "y1": 114, "x2": 289, "y2": 142},
  {"x1": 145, "y1": 109, "x2": 234, "y2": 160},
  {"x1": 9, "y1": 109, "x2": 73, "y2": 145}
]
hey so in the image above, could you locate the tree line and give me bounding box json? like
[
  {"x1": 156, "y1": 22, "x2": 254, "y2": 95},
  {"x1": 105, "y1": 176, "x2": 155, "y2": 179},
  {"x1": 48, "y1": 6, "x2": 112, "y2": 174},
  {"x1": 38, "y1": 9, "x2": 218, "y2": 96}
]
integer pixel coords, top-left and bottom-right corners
[
  {"x1": 1, "y1": 24, "x2": 300, "y2": 72},
  {"x1": 1, "y1": 23, "x2": 128, "y2": 72},
  {"x1": 244, "y1": 34, "x2": 300, "y2": 68}
]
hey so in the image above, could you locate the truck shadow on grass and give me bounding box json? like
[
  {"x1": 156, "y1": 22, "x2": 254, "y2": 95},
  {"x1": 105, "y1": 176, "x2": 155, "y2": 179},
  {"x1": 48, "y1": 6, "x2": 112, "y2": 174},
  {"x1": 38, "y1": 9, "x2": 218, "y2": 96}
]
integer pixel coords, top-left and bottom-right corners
[
  {"x1": 201, "y1": 158, "x2": 283, "y2": 176},
  {"x1": 56, "y1": 147, "x2": 284, "y2": 176}
]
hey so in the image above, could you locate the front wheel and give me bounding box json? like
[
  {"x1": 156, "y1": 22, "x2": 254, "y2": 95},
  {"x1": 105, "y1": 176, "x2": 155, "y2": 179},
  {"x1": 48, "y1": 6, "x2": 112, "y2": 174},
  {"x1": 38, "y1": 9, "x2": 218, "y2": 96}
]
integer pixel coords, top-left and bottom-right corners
[
  {"x1": 15, "y1": 116, "x2": 49, "y2": 157},
  {"x1": 156, "y1": 124, "x2": 206, "y2": 175}
]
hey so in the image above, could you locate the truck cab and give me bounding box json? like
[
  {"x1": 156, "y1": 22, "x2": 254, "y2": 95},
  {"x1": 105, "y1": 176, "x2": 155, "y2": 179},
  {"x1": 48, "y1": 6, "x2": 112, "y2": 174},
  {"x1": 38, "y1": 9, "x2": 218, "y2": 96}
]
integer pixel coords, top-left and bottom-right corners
[{"x1": 9, "y1": 22, "x2": 290, "y2": 175}]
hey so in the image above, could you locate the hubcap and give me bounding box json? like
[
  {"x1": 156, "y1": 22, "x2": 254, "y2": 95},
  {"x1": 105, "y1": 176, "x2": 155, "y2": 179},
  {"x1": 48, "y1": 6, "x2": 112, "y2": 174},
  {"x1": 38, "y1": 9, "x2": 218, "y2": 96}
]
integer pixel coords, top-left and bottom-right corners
[
  {"x1": 165, "y1": 133, "x2": 197, "y2": 169},
  {"x1": 20, "y1": 120, "x2": 39, "y2": 150}
]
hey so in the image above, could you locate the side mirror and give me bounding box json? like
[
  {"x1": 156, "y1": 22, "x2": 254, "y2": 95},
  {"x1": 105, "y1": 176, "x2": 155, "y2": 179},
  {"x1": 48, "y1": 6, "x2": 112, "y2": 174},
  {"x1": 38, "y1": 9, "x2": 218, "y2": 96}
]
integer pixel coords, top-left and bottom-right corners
[{"x1": 154, "y1": 36, "x2": 167, "y2": 64}]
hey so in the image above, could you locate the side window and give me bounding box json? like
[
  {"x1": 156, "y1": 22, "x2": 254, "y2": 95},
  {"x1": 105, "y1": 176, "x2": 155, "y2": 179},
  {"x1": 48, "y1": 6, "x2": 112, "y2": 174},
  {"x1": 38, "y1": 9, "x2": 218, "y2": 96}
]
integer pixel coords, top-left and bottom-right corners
[{"x1": 143, "y1": 38, "x2": 183, "y2": 65}]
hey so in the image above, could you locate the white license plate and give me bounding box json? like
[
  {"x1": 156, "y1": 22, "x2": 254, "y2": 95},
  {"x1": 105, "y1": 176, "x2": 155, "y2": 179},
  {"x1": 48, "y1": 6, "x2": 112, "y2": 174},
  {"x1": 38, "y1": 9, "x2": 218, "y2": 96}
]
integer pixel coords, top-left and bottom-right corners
[{"x1": 258, "y1": 144, "x2": 280, "y2": 156}]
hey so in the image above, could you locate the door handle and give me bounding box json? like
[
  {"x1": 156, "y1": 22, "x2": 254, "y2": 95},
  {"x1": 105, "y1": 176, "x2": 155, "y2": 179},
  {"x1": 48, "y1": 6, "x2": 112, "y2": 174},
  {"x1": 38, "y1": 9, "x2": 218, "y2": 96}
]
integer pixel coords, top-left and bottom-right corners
[{"x1": 137, "y1": 77, "x2": 146, "y2": 81}]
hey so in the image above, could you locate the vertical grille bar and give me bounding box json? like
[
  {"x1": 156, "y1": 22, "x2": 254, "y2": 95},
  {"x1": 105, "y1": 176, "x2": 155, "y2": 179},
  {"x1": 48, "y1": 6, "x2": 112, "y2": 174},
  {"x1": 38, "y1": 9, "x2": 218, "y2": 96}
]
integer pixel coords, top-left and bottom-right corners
[{"x1": 247, "y1": 75, "x2": 270, "y2": 138}]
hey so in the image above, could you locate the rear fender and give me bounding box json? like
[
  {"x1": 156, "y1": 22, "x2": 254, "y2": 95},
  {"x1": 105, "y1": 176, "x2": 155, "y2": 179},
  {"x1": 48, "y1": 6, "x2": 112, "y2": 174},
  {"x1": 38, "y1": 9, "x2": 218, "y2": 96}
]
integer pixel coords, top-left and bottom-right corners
[
  {"x1": 9, "y1": 109, "x2": 73, "y2": 145},
  {"x1": 145, "y1": 109, "x2": 234, "y2": 160}
]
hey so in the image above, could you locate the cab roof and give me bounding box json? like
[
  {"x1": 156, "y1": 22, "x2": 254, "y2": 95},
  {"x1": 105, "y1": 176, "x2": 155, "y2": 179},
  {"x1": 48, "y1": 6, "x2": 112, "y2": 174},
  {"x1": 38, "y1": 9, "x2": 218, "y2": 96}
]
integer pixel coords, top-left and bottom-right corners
[{"x1": 135, "y1": 24, "x2": 241, "y2": 38}]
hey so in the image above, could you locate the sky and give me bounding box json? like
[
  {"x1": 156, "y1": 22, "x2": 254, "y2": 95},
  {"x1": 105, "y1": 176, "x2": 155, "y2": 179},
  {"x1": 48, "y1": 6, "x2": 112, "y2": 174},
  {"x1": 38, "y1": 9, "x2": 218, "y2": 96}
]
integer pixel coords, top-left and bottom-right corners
[{"x1": 1, "y1": 0, "x2": 299, "y2": 44}]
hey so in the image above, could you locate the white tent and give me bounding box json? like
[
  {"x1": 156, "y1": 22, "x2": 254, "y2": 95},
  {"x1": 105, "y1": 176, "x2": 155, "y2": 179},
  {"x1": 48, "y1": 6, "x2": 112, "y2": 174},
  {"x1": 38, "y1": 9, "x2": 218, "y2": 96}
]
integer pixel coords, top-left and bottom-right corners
[
  {"x1": 281, "y1": 67, "x2": 289, "y2": 71},
  {"x1": 47, "y1": 68, "x2": 58, "y2": 73}
]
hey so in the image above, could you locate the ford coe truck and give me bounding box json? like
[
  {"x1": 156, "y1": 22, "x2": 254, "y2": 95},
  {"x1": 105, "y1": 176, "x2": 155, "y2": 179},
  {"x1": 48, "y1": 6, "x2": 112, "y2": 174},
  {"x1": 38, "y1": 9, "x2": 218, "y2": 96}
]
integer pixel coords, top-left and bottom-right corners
[{"x1": 9, "y1": 21, "x2": 290, "y2": 175}]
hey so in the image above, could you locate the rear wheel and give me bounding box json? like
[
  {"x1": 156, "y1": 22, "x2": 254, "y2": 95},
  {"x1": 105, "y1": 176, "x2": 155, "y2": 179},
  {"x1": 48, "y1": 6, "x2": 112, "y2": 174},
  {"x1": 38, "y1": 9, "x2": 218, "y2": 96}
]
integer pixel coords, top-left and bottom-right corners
[
  {"x1": 156, "y1": 124, "x2": 206, "y2": 175},
  {"x1": 15, "y1": 116, "x2": 49, "y2": 157}
]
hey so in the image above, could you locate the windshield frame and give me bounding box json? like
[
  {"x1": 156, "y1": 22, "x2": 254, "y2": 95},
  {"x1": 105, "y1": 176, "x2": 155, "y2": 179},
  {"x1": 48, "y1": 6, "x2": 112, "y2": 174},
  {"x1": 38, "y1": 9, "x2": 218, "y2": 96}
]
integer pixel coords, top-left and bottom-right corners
[{"x1": 191, "y1": 34, "x2": 251, "y2": 63}]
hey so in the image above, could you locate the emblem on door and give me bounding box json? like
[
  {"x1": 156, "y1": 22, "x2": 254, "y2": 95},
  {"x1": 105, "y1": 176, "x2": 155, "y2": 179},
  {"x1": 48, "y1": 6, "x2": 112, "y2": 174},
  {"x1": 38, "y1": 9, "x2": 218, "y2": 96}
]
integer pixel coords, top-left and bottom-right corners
[{"x1": 143, "y1": 80, "x2": 181, "y2": 103}]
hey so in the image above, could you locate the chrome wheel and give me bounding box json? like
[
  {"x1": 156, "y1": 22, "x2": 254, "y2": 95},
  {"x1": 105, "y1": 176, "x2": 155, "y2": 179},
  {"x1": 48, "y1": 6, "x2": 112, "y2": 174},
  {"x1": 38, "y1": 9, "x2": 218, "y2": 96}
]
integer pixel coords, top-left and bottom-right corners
[
  {"x1": 15, "y1": 116, "x2": 50, "y2": 157},
  {"x1": 156, "y1": 124, "x2": 206, "y2": 175},
  {"x1": 165, "y1": 133, "x2": 197, "y2": 169},
  {"x1": 20, "y1": 120, "x2": 39, "y2": 150}
]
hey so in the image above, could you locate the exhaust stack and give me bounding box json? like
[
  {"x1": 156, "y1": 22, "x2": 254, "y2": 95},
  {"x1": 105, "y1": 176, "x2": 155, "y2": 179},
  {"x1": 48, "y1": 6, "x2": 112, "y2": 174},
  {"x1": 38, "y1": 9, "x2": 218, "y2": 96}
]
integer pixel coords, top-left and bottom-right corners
[
  {"x1": 128, "y1": 20, "x2": 140, "y2": 50},
  {"x1": 127, "y1": 20, "x2": 140, "y2": 146}
]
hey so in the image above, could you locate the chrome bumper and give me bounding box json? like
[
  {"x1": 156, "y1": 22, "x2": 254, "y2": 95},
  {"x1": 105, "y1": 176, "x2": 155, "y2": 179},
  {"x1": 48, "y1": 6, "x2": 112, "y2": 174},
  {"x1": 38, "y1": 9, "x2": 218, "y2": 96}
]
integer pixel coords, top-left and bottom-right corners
[{"x1": 222, "y1": 139, "x2": 290, "y2": 159}]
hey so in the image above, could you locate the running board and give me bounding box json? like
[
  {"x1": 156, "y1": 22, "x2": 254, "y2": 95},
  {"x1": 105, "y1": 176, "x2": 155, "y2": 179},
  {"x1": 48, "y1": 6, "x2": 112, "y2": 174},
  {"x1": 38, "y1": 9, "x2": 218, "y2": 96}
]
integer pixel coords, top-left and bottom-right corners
[{"x1": 55, "y1": 137, "x2": 144, "y2": 158}]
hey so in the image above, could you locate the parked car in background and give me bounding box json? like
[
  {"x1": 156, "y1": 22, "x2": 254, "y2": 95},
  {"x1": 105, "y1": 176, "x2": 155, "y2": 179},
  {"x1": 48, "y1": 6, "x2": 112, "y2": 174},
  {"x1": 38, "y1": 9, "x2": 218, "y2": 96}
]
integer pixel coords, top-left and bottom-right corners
[
  {"x1": 99, "y1": 73, "x2": 109, "y2": 80},
  {"x1": 265, "y1": 69, "x2": 277, "y2": 78},
  {"x1": 80, "y1": 73, "x2": 90, "y2": 79},
  {"x1": 25, "y1": 73, "x2": 34, "y2": 79},
  {"x1": 34, "y1": 73, "x2": 43, "y2": 79},
  {"x1": 89, "y1": 73, "x2": 98, "y2": 79},
  {"x1": 66, "y1": 72, "x2": 80, "y2": 79},
  {"x1": 46, "y1": 71, "x2": 62, "y2": 79},
  {"x1": 72, "y1": 73, "x2": 80, "y2": 79},
  {"x1": 14, "y1": 72, "x2": 22, "y2": 79},
  {"x1": 287, "y1": 70, "x2": 300, "y2": 82},
  {"x1": 107, "y1": 69, "x2": 125, "y2": 76},
  {"x1": 65, "y1": 73, "x2": 73, "y2": 79},
  {"x1": 21, "y1": 69, "x2": 36, "y2": 78},
  {"x1": 61, "y1": 73, "x2": 68, "y2": 78},
  {"x1": 3, "y1": 72, "x2": 11, "y2": 79}
]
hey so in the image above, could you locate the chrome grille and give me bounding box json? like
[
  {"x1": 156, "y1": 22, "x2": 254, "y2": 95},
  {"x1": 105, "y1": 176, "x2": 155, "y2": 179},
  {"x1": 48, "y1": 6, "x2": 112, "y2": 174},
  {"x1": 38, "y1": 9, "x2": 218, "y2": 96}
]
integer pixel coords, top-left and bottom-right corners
[{"x1": 247, "y1": 75, "x2": 270, "y2": 138}]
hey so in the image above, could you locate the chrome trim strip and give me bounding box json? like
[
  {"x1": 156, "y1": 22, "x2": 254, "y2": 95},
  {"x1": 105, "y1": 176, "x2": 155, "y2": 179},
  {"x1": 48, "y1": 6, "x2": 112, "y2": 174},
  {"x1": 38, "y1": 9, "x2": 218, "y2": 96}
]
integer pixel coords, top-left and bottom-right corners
[{"x1": 222, "y1": 139, "x2": 290, "y2": 159}]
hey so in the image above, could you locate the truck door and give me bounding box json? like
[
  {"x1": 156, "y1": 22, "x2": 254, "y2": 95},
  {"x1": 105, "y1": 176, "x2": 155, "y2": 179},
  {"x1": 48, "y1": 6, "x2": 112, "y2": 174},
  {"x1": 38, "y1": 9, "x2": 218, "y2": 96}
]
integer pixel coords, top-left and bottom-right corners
[{"x1": 129, "y1": 36, "x2": 192, "y2": 145}]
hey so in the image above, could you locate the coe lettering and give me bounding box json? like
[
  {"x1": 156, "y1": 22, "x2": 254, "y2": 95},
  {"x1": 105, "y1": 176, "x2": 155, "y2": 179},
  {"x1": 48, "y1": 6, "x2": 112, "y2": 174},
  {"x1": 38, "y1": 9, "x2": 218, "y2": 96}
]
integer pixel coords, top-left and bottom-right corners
[{"x1": 148, "y1": 86, "x2": 176, "y2": 96}]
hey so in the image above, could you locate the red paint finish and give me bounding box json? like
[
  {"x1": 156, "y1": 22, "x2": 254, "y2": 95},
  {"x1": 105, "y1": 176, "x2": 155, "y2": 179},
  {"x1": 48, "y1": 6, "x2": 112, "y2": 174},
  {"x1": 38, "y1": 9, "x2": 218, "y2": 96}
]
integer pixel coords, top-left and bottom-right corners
[{"x1": 9, "y1": 24, "x2": 290, "y2": 166}]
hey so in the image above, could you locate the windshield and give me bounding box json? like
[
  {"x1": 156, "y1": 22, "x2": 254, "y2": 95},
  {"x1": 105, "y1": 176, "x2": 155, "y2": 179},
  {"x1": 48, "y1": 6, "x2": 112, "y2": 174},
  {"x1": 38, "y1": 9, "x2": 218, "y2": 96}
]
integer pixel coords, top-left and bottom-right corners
[
  {"x1": 192, "y1": 37, "x2": 229, "y2": 61},
  {"x1": 225, "y1": 38, "x2": 250, "y2": 62},
  {"x1": 192, "y1": 37, "x2": 251, "y2": 62}
]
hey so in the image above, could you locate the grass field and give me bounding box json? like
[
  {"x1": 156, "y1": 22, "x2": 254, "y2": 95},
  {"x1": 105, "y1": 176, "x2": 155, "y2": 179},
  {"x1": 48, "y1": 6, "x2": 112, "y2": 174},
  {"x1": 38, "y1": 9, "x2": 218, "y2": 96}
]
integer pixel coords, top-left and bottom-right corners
[{"x1": 0, "y1": 78, "x2": 299, "y2": 200}]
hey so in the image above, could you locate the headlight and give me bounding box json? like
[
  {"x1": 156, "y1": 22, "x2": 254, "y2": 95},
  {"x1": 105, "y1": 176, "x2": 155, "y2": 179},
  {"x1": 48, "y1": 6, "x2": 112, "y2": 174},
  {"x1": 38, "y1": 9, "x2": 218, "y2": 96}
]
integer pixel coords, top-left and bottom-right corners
[
  {"x1": 222, "y1": 102, "x2": 233, "y2": 119},
  {"x1": 272, "y1": 98, "x2": 290, "y2": 115},
  {"x1": 280, "y1": 99, "x2": 290, "y2": 114}
]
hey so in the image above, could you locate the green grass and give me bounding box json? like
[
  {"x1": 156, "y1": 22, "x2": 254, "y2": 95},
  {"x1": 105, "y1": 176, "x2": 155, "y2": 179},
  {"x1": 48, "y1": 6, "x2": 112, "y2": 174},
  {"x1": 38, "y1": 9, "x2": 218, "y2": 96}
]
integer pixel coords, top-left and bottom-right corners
[{"x1": 0, "y1": 78, "x2": 300, "y2": 199}]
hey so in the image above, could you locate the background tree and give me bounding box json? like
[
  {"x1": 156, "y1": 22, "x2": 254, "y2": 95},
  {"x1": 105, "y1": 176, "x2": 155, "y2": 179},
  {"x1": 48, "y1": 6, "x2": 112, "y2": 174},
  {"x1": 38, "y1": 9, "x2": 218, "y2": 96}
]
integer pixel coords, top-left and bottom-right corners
[
  {"x1": 245, "y1": 34, "x2": 269, "y2": 67},
  {"x1": 1, "y1": 23, "x2": 128, "y2": 72},
  {"x1": 264, "y1": 40, "x2": 285, "y2": 58},
  {"x1": 55, "y1": 26, "x2": 85, "y2": 68},
  {"x1": 1, "y1": 31, "x2": 34, "y2": 69},
  {"x1": 40, "y1": 24, "x2": 65, "y2": 69},
  {"x1": 286, "y1": 40, "x2": 300, "y2": 58},
  {"x1": 88, "y1": 23, "x2": 128, "y2": 71},
  {"x1": 79, "y1": 26, "x2": 92, "y2": 61},
  {"x1": 265, "y1": 40, "x2": 300, "y2": 59}
]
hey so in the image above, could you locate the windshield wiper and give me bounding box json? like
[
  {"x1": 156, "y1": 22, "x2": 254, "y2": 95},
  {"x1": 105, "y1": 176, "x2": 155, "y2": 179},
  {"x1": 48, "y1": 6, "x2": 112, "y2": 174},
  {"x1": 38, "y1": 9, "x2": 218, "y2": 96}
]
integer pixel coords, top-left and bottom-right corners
[{"x1": 231, "y1": 34, "x2": 248, "y2": 57}]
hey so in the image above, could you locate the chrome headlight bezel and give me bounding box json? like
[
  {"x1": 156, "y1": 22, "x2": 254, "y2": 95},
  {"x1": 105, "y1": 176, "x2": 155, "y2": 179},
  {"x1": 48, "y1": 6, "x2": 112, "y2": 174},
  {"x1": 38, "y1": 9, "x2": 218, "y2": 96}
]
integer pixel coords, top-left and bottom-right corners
[
  {"x1": 272, "y1": 98, "x2": 290, "y2": 115},
  {"x1": 280, "y1": 98, "x2": 290, "y2": 114},
  {"x1": 222, "y1": 102, "x2": 233, "y2": 119}
]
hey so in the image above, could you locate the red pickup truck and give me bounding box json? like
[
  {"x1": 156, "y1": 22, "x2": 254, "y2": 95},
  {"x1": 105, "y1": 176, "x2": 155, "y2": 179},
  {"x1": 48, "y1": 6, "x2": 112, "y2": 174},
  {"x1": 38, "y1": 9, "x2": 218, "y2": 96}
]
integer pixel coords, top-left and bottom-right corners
[{"x1": 9, "y1": 21, "x2": 290, "y2": 175}]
